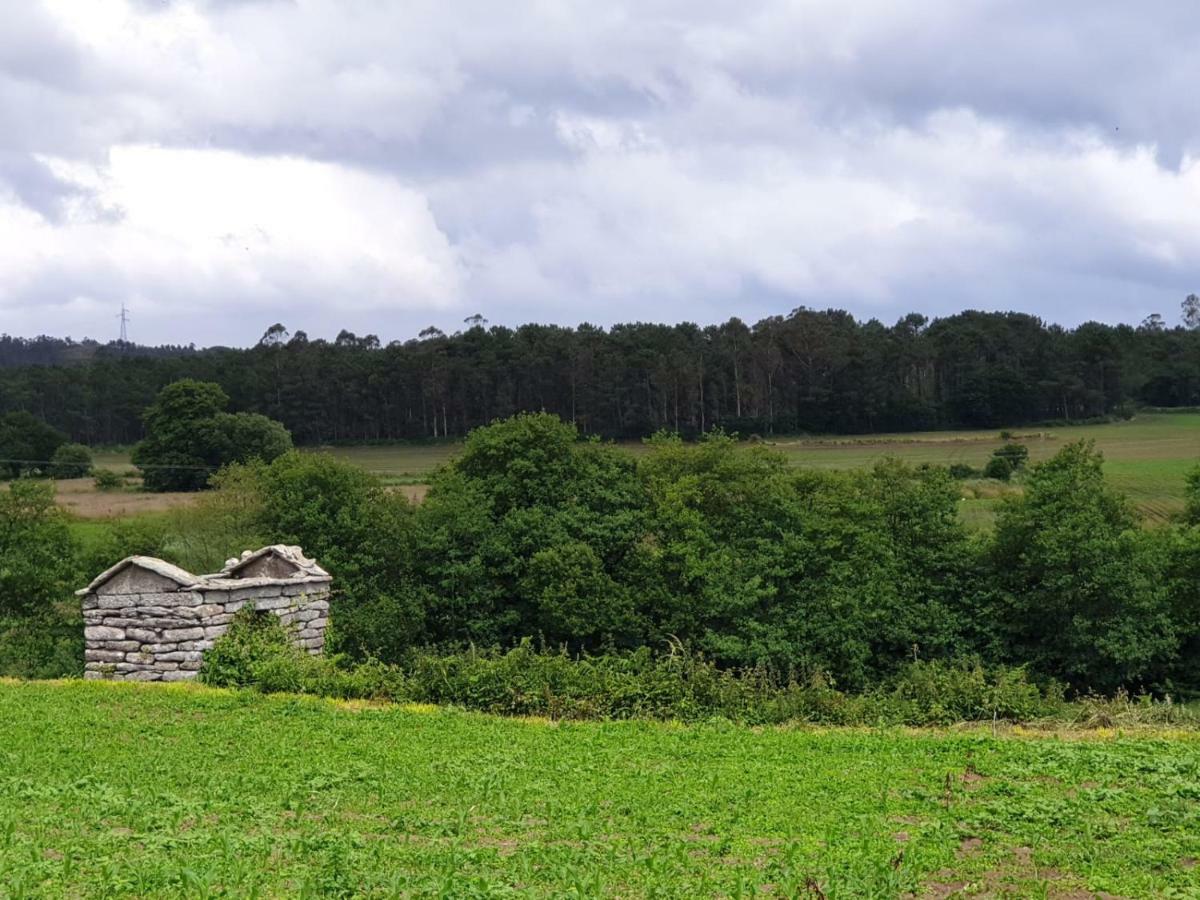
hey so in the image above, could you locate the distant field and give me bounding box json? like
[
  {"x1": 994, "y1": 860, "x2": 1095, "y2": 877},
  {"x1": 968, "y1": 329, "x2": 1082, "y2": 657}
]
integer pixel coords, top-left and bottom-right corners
[
  {"x1": 70, "y1": 413, "x2": 1200, "y2": 525},
  {"x1": 2, "y1": 680, "x2": 1198, "y2": 898},
  {"x1": 321, "y1": 413, "x2": 1200, "y2": 525}
]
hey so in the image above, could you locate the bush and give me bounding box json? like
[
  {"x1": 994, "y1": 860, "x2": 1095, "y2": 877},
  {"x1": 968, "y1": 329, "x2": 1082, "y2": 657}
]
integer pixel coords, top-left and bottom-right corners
[
  {"x1": 984, "y1": 455, "x2": 1013, "y2": 481},
  {"x1": 50, "y1": 443, "x2": 92, "y2": 478},
  {"x1": 0, "y1": 610, "x2": 83, "y2": 679},
  {"x1": 948, "y1": 463, "x2": 978, "y2": 479},
  {"x1": 993, "y1": 442, "x2": 1030, "y2": 470},
  {"x1": 202, "y1": 609, "x2": 405, "y2": 700},
  {"x1": 202, "y1": 623, "x2": 1066, "y2": 727},
  {"x1": 93, "y1": 469, "x2": 125, "y2": 491},
  {"x1": 0, "y1": 481, "x2": 77, "y2": 619}
]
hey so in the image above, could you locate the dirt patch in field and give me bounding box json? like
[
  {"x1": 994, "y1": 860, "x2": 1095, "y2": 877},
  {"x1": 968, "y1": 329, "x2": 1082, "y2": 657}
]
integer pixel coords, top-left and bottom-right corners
[
  {"x1": 50, "y1": 478, "x2": 199, "y2": 519},
  {"x1": 919, "y1": 844, "x2": 1127, "y2": 899}
]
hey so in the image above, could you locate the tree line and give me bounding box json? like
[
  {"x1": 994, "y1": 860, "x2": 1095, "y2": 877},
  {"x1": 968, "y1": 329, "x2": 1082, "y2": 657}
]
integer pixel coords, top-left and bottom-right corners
[{"x1": 4, "y1": 304, "x2": 1200, "y2": 445}]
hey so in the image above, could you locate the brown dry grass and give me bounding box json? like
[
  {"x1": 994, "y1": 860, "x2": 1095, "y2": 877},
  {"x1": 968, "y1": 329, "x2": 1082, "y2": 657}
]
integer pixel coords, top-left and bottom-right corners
[{"x1": 50, "y1": 478, "x2": 200, "y2": 519}]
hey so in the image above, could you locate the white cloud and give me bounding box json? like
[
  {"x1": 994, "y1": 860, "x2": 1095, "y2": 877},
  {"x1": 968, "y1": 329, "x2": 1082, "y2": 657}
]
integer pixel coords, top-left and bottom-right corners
[{"x1": 0, "y1": 145, "x2": 461, "y2": 329}]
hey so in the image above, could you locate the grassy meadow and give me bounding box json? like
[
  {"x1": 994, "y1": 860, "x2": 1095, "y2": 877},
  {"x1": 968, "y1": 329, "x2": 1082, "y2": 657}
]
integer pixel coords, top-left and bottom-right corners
[
  {"x1": 2, "y1": 680, "x2": 1198, "y2": 898},
  {"x1": 317, "y1": 412, "x2": 1200, "y2": 526}
]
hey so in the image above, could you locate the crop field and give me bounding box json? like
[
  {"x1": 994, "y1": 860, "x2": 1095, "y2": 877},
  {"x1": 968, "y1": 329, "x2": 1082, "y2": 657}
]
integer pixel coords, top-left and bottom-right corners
[{"x1": 2, "y1": 681, "x2": 1198, "y2": 898}]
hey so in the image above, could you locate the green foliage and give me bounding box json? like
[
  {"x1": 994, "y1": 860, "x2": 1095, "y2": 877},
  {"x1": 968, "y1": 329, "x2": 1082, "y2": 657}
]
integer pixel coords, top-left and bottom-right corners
[
  {"x1": 948, "y1": 462, "x2": 978, "y2": 479},
  {"x1": 132, "y1": 380, "x2": 292, "y2": 491},
  {"x1": 202, "y1": 608, "x2": 404, "y2": 699},
  {"x1": 1185, "y1": 463, "x2": 1200, "y2": 524},
  {"x1": 992, "y1": 442, "x2": 1030, "y2": 469},
  {"x1": 415, "y1": 413, "x2": 644, "y2": 650},
  {"x1": 0, "y1": 480, "x2": 81, "y2": 678},
  {"x1": 49, "y1": 442, "x2": 93, "y2": 478},
  {"x1": 990, "y1": 441, "x2": 1179, "y2": 692},
  {"x1": 0, "y1": 611, "x2": 82, "y2": 679},
  {"x1": 92, "y1": 469, "x2": 125, "y2": 490},
  {"x1": 202, "y1": 624, "x2": 1063, "y2": 728},
  {"x1": 0, "y1": 481, "x2": 77, "y2": 619},
  {"x1": 983, "y1": 455, "x2": 1013, "y2": 480},
  {"x1": 169, "y1": 414, "x2": 1191, "y2": 696},
  {"x1": 0, "y1": 411, "x2": 66, "y2": 478}
]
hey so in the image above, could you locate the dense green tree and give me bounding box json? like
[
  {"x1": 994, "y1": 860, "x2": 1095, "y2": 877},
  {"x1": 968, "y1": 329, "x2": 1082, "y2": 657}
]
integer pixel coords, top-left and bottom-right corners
[
  {"x1": 132, "y1": 380, "x2": 292, "y2": 491},
  {"x1": 989, "y1": 442, "x2": 1178, "y2": 691},
  {"x1": 414, "y1": 413, "x2": 645, "y2": 649},
  {"x1": 0, "y1": 412, "x2": 66, "y2": 478}
]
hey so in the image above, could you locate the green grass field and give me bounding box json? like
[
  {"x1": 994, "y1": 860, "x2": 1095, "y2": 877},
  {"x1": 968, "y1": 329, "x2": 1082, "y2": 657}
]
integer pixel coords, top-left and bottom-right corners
[{"x1": 2, "y1": 681, "x2": 1198, "y2": 898}]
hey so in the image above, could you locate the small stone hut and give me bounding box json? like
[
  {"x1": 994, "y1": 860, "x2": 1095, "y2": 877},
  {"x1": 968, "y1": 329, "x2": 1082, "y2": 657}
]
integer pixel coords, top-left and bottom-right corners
[{"x1": 78, "y1": 545, "x2": 331, "y2": 682}]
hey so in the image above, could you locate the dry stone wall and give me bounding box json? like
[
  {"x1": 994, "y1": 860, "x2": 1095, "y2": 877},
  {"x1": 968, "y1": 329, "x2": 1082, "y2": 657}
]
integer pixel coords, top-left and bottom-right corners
[{"x1": 78, "y1": 545, "x2": 331, "y2": 682}]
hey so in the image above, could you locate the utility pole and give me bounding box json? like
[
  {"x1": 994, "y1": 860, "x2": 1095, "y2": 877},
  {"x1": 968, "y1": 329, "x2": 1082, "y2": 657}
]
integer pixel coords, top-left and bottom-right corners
[{"x1": 117, "y1": 304, "x2": 130, "y2": 344}]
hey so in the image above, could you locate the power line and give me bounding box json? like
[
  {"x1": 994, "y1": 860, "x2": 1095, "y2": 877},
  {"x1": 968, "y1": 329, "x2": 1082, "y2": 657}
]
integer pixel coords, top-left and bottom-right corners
[
  {"x1": 0, "y1": 458, "x2": 218, "y2": 471},
  {"x1": 117, "y1": 304, "x2": 131, "y2": 344}
]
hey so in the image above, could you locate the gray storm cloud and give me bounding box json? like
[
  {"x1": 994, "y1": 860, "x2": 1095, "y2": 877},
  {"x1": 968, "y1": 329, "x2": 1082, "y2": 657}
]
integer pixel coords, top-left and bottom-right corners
[{"x1": 1, "y1": 0, "x2": 1198, "y2": 344}]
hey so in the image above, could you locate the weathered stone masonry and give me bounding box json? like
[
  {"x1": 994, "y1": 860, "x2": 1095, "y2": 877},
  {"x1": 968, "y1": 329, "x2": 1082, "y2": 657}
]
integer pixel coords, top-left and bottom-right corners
[{"x1": 78, "y1": 545, "x2": 331, "y2": 682}]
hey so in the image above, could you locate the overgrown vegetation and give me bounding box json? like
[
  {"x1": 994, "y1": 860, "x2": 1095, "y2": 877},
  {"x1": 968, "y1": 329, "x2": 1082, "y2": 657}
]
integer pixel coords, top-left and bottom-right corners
[{"x1": 7, "y1": 411, "x2": 1200, "y2": 715}]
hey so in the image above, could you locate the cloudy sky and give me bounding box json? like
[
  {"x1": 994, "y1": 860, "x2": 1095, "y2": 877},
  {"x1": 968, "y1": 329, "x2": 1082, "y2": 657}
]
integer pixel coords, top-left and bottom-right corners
[{"x1": 2, "y1": 0, "x2": 1199, "y2": 346}]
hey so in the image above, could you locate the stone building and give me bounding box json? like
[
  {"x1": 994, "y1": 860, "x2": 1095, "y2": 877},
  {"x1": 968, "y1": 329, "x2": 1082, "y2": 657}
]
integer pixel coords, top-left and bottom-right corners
[{"x1": 78, "y1": 545, "x2": 331, "y2": 682}]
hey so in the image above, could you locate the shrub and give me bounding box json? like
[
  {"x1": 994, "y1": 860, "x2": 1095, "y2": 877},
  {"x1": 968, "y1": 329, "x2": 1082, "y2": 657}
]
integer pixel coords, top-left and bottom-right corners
[
  {"x1": 202, "y1": 609, "x2": 405, "y2": 700},
  {"x1": 0, "y1": 610, "x2": 83, "y2": 679},
  {"x1": 948, "y1": 463, "x2": 978, "y2": 479},
  {"x1": 993, "y1": 442, "x2": 1030, "y2": 470},
  {"x1": 202, "y1": 627, "x2": 1066, "y2": 727},
  {"x1": 0, "y1": 481, "x2": 77, "y2": 619},
  {"x1": 984, "y1": 455, "x2": 1013, "y2": 481},
  {"x1": 50, "y1": 443, "x2": 93, "y2": 478},
  {"x1": 93, "y1": 469, "x2": 125, "y2": 491}
]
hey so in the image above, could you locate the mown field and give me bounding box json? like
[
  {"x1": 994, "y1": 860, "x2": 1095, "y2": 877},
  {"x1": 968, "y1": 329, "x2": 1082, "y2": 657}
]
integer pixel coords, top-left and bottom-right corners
[{"x1": 2, "y1": 681, "x2": 1198, "y2": 898}]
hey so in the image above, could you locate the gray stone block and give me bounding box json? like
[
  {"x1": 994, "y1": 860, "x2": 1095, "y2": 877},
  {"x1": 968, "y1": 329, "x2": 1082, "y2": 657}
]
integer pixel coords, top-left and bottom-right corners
[
  {"x1": 252, "y1": 596, "x2": 293, "y2": 611},
  {"x1": 85, "y1": 650, "x2": 125, "y2": 662},
  {"x1": 162, "y1": 671, "x2": 197, "y2": 681},
  {"x1": 127, "y1": 628, "x2": 160, "y2": 643},
  {"x1": 127, "y1": 670, "x2": 163, "y2": 681},
  {"x1": 100, "y1": 641, "x2": 142, "y2": 652},
  {"x1": 157, "y1": 650, "x2": 204, "y2": 662},
  {"x1": 203, "y1": 625, "x2": 228, "y2": 638},
  {"x1": 85, "y1": 625, "x2": 125, "y2": 641},
  {"x1": 163, "y1": 627, "x2": 205, "y2": 641}
]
